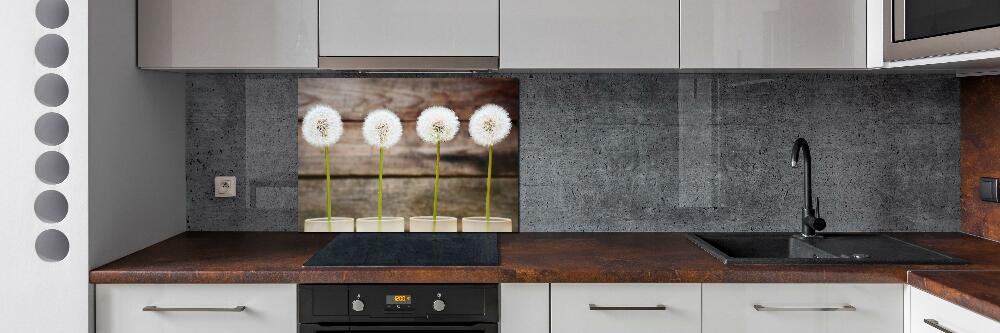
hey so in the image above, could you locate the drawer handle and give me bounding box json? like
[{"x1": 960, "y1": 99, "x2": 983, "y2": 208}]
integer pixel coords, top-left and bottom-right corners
[
  {"x1": 753, "y1": 304, "x2": 856, "y2": 312},
  {"x1": 923, "y1": 319, "x2": 955, "y2": 333},
  {"x1": 142, "y1": 306, "x2": 247, "y2": 312},
  {"x1": 589, "y1": 304, "x2": 667, "y2": 311}
]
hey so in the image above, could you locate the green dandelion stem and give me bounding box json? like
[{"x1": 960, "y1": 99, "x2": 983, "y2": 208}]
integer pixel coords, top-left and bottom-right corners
[
  {"x1": 325, "y1": 146, "x2": 332, "y2": 232},
  {"x1": 377, "y1": 147, "x2": 384, "y2": 232},
  {"x1": 485, "y1": 145, "x2": 493, "y2": 232},
  {"x1": 433, "y1": 142, "x2": 441, "y2": 232}
]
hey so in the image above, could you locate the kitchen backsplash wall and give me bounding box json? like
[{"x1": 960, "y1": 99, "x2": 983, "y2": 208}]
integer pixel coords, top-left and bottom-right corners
[
  {"x1": 186, "y1": 73, "x2": 960, "y2": 232},
  {"x1": 960, "y1": 76, "x2": 1000, "y2": 242}
]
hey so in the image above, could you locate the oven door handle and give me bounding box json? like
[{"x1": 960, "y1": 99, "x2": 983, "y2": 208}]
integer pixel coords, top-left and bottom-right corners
[{"x1": 347, "y1": 323, "x2": 497, "y2": 331}]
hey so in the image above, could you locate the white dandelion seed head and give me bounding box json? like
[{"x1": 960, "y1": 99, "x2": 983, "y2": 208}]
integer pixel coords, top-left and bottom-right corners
[
  {"x1": 469, "y1": 104, "x2": 512, "y2": 146},
  {"x1": 362, "y1": 109, "x2": 403, "y2": 148},
  {"x1": 416, "y1": 106, "x2": 460, "y2": 144},
  {"x1": 302, "y1": 104, "x2": 343, "y2": 148}
]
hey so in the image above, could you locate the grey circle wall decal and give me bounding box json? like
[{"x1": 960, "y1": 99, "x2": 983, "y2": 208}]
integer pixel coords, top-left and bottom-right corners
[
  {"x1": 35, "y1": 112, "x2": 69, "y2": 145},
  {"x1": 34, "y1": 190, "x2": 68, "y2": 223},
  {"x1": 35, "y1": 34, "x2": 69, "y2": 68},
  {"x1": 35, "y1": 229, "x2": 69, "y2": 262},
  {"x1": 35, "y1": 151, "x2": 69, "y2": 185},
  {"x1": 36, "y1": 0, "x2": 69, "y2": 29},
  {"x1": 34, "y1": 73, "x2": 69, "y2": 107}
]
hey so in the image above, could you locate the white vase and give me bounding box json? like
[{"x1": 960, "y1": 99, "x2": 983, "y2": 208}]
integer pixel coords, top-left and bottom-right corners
[
  {"x1": 303, "y1": 217, "x2": 355, "y2": 232},
  {"x1": 356, "y1": 217, "x2": 406, "y2": 232},
  {"x1": 408, "y1": 216, "x2": 458, "y2": 232},
  {"x1": 461, "y1": 217, "x2": 513, "y2": 232}
]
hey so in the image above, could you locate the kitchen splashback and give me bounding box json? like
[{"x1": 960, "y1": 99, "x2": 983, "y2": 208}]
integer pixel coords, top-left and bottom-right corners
[
  {"x1": 960, "y1": 76, "x2": 1000, "y2": 242},
  {"x1": 296, "y1": 78, "x2": 521, "y2": 231},
  {"x1": 186, "y1": 73, "x2": 959, "y2": 232}
]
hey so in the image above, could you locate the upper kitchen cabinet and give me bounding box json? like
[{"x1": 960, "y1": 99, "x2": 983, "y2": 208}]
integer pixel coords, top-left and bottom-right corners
[
  {"x1": 138, "y1": 0, "x2": 318, "y2": 69},
  {"x1": 318, "y1": 0, "x2": 500, "y2": 70},
  {"x1": 681, "y1": 0, "x2": 876, "y2": 69},
  {"x1": 501, "y1": 0, "x2": 680, "y2": 69}
]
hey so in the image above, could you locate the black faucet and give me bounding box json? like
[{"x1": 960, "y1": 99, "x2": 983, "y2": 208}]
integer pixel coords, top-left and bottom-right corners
[{"x1": 791, "y1": 138, "x2": 826, "y2": 237}]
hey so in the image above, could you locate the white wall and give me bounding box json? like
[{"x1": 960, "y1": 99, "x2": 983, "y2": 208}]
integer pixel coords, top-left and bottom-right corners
[
  {"x1": 0, "y1": 0, "x2": 90, "y2": 331},
  {"x1": 88, "y1": 0, "x2": 186, "y2": 269},
  {"x1": 0, "y1": 0, "x2": 185, "y2": 331}
]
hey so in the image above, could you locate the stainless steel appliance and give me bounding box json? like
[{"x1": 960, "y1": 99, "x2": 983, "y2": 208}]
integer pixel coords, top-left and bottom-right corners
[
  {"x1": 885, "y1": 0, "x2": 1000, "y2": 61},
  {"x1": 298, "y1": 284, "x2": 498, "y2": 332}
]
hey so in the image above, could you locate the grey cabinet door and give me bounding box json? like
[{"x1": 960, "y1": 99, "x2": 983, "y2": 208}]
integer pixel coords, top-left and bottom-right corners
[
  {"x1": 319, "y1": 0, "x2": 499, "y2": 57},
  {"x1": 501, "y1": 0, "x2": 680, "y2": 69},
  {"x1": 680, "y1": 0, "x2": 868, "y2": 69},
  {"x1": 138, "y1": 0, "x2": 318, "y2": 69}
]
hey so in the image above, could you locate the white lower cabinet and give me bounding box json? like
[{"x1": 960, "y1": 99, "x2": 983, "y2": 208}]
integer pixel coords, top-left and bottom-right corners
[
  {"x1": 702, "y1": 283, "x2": 904, "y2": 333},
  {"x1": 551, "y1": 283, "x2": 701, "y2": 333},
  {"x1": 94, "y1": 282, "x2": 1000, "y2": 333},
  {"x1": 910, "y1": 287, "x2": 1000, "y2": 333},
  {"x1": 96, "y1": 284, "x2": 297, "y2": 333},
  {"x1": 500, "y1": 283, "x2": 549, "y2": 333}
]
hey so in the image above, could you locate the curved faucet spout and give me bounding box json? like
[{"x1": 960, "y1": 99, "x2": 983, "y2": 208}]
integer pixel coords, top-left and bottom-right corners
[
  {"x1": 791, "y1": 138, "x2": 824, "y2": 237},
  {"x1": 791, "y1": 138, "x2": 813, "y2": 206},
  {"x1": 791, "y1": 138, "x2": 810, "y2": 168}
]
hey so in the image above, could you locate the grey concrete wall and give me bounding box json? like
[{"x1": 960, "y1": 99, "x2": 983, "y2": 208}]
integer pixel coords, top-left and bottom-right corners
[{"x1": 186, "y1": 73, "x2": 960, "y2": 232}]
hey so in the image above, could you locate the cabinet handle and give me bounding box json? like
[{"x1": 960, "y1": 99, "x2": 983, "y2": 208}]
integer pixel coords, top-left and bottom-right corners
[
  {"x1": 142, "y1": 306, "x2": 247, "y2": 312},
  {"x1": 923, "y1": 319, "x2": 955, "y2": 333},
  {"x1": 588, "y1": 304, "x2": 667, "y2": 311},
  {"x1": 753, "y1": 304, "x2": 856, "y2": 312}
]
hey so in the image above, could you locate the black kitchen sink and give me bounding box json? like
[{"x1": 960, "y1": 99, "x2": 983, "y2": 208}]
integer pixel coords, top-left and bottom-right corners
[{"x1": 687, "y1": 233, "x2": 966, "y2": 265}]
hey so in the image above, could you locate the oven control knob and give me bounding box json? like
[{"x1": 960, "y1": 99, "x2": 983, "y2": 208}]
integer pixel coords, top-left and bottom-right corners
[
  {"x1": 432, "y1": 299, "x2": 446, "y2": 312},
  {"x1": 351, "y1": 299, "x2": 365, "y2": 312}
]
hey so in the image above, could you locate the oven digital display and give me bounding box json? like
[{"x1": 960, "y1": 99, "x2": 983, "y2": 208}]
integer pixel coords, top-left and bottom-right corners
[{"x1": 386, "y1": 295, "x2": 412, "y2": 305}]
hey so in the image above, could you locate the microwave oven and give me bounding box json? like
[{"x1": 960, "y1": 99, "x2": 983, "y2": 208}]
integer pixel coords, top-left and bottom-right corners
[{"x1": 884, "y1": 0, "x2": 1000, "y2": 62}]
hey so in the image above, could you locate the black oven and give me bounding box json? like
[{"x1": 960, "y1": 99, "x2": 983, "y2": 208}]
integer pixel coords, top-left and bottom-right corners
[
  {"x1": 299, "y1": 284, "x2": 498, "y2": 333},
  {"x1": 885, "y1": 0, "x2": 1000, "y2": 61}
]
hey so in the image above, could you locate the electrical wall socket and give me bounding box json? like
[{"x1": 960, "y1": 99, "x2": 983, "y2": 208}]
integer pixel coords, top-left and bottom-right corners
[
  {"x1": 980, "y1": 177, "x2": 999, "y2": 202},
  {"x1": 215, "y1": 176, "x2": 236, "y2": 198}
]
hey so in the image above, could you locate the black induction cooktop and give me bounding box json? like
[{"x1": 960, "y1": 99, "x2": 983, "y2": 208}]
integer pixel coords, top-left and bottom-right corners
[{"x1": 303, "y1": 233, "x2": 500, "y2": 267}]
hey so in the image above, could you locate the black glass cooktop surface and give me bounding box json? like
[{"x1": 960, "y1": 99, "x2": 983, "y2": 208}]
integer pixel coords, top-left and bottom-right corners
[{"x1": 303, "y1": 233, "x2": 499, "y2": 267}]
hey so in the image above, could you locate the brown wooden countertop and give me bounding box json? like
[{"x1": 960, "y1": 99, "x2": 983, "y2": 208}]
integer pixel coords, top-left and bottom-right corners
[
  {"x1": 908, "y1": 270, "x2": 1000, "y2": 322},
  {"x1": 90, "y1": 232, "x2": 1000, "y2": 285}
]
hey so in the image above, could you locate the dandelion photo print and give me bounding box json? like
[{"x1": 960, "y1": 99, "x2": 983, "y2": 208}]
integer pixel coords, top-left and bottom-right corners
[{"x1": 296, "y1": 78, "x2": 520, "y2": 231}]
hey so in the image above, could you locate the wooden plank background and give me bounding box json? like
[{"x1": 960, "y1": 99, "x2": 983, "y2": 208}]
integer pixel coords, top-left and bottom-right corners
[
  {"x1": 297, "y1": 78, "x2": 519, "y2": 230},
  {"x1": 298, "y1": 78, "x2": 519, "y2": 121},
  {"x1": 298, "y1": 178, "x2": 519, "y2": 230},
  {"x1": 297, "y1": 123, "x2": 519, "y2": 176}
]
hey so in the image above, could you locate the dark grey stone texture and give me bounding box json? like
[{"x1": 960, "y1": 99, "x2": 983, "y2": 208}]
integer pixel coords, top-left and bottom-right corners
[
  {"x1": 186, "y1": 73, "x2": 960, "y2": 232},
  {"x1": 186, "y1": 74, "x2": 298, "y2": 231}
]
